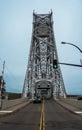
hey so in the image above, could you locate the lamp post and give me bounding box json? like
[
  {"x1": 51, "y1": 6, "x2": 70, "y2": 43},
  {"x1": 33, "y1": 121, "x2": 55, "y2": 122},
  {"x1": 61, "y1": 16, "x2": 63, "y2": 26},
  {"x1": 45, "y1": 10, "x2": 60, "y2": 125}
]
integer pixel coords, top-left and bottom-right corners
[{"x1": 61, "y1": 42, "x2": 82, "y2": 53}]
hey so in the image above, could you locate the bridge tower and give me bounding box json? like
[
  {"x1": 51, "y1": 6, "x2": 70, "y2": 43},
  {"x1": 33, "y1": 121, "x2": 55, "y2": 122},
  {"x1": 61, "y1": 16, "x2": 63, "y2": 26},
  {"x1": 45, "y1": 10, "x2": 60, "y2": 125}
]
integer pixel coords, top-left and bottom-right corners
[{"x1": 22, "y1": 11, "x2": 66, "y2": 99}]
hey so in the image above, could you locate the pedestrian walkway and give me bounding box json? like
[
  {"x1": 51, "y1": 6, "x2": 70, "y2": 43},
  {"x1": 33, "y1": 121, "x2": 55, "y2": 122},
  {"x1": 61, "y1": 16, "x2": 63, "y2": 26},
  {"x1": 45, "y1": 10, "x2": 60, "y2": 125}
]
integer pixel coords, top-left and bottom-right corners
[
  {"x1": 0, "y1": 99, "x2": 32, "y2": 117},
  {"x1": 55, "y1": 99, "x2": 82, "y2": 116}
]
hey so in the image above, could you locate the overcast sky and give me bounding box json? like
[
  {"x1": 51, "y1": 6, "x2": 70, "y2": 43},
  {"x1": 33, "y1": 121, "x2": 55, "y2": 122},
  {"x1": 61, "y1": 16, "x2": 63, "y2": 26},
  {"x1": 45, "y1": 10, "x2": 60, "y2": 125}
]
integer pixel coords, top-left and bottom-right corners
[{"x1": 0, "y1": 0, "x2": 82, "y2": 95}]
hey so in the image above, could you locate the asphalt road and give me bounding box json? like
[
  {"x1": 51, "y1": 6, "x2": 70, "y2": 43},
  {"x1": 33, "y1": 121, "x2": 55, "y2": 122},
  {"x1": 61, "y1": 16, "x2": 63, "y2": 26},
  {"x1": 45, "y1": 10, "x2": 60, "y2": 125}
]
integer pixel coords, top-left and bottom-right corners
[
  {"x1": 0, "y1": 99, "x2": 82, "y2": 130},
  {"x1": 45, "y1": 99, "x2": 82, "y2": 130},
  {"x1": 0, "y1": 103, "x2": 41, "y2": 130}
]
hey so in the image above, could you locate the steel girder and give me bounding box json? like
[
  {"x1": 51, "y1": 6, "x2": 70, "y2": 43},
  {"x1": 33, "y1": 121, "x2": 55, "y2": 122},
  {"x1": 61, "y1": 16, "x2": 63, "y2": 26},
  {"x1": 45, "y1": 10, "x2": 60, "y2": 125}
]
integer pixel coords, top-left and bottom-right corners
[{"x1": 22, "y1": 11, "x2": 66, "y2": 99}]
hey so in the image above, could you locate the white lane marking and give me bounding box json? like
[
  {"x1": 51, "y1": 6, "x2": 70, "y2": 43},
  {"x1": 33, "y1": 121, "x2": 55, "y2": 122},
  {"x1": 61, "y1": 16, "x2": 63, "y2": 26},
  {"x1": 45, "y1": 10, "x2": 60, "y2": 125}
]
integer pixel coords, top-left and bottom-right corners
[
  {"x1": 74, "y1": 111, "x2": 82, "y2": 114},
  {"x1": 0, "y1": 111, "x2": 13, "y2": 113}
]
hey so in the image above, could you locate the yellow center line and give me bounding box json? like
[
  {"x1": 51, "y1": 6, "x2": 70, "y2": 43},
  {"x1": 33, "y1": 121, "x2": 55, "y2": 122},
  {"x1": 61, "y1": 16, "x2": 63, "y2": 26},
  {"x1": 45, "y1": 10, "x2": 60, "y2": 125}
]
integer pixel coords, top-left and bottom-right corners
[
  {"x1": 43, "y1": 100, "x2": 45, "y2": 130},
  {"x1": 39, "y1": 99, "x2": 45, "y2": 130}
]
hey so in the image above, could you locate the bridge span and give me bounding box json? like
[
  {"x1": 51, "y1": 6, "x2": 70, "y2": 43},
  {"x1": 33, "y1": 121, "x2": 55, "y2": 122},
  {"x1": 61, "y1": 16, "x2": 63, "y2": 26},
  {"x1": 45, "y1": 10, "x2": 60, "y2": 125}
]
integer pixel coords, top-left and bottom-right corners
[{"x1": 22, "y1": 11, "x2": 66, "y2": 99}]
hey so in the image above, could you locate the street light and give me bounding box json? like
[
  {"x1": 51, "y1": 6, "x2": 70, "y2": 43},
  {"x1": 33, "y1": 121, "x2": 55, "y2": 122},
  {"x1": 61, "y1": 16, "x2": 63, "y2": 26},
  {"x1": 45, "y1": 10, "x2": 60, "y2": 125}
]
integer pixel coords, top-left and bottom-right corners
[{"x1": 61, "y1": 42, "x2": 82, "y2": 53}]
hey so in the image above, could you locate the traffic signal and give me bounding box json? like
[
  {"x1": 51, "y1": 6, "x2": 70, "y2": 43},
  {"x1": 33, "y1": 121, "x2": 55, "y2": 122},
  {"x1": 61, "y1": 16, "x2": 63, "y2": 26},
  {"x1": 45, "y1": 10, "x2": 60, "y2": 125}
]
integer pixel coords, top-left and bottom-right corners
[{"x1": 53, "y1": 59, "x2": 58, "y2": 69}]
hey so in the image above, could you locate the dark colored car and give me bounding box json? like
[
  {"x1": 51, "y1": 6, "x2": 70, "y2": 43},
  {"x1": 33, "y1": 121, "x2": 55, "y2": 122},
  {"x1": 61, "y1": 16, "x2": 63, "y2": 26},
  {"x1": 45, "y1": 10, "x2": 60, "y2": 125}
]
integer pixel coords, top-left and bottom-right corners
[
  {"x1": 77, "y1": 96, "x2": 82, "y2": 100},
  {"x1": 33, "y1": 96, "x2": 42, "y2": 103}
]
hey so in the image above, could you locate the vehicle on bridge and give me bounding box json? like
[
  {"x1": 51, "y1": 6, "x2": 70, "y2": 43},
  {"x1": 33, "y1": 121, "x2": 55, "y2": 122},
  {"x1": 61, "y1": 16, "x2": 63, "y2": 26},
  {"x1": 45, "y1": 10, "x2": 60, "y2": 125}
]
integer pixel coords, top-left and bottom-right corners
[
  {"x1": 77, "y1": 96, "x2": 82, "y2": 100},
  {"x1": 33, "y1": 96, "x2": 42, "y2": 103}
]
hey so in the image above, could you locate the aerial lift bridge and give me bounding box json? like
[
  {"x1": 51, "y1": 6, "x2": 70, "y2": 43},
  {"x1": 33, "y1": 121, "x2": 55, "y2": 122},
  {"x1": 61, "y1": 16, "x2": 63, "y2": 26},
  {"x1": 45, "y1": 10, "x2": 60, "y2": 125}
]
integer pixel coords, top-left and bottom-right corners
[{"x1": 22, "y1": 11, "x2": 66, "y2": 99}]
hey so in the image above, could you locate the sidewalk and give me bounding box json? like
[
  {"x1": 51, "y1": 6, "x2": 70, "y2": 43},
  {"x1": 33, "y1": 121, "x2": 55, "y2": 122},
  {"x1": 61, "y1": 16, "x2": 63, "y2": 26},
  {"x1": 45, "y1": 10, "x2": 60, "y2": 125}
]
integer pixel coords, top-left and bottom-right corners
[
  {"x1": 0, "y1": 99, "x2": 32, "y2": 117},
  {"x1": 55, "y1": 99, "x2": 82, "y2": 116}
]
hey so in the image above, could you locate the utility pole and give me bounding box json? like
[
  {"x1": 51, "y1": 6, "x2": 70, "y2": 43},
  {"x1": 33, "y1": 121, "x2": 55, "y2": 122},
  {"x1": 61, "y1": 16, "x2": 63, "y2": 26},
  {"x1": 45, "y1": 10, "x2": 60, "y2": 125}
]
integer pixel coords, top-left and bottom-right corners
[
  {"x1": 0, "y1": 61, "x2": 5, "y2": 109},
  {"x1": 80, "y1": 59, "x2": 82, "y2": 65},
  {"x1": 2, "y1": 61, "x2": 5, "y2": 78}
]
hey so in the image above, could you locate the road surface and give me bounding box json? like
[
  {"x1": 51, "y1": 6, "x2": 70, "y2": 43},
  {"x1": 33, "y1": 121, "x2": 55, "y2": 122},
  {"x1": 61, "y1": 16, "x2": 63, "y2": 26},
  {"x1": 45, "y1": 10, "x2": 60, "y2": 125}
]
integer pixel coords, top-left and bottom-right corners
[
  {"x1": 0, "y1": 102, "x2": 41, "y2": 130},
  {"x1": 0, "y1": 99, "x2": 82, "y2": 130},
  {"x1": 45, "y1": 99, "x2": 82, "y2": 130}
]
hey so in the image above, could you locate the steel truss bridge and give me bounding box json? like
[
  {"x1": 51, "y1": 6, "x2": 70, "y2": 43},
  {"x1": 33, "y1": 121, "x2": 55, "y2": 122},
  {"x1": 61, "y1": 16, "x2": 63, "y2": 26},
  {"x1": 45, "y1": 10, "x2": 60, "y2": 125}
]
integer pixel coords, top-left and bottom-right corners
[{"x1": 22, "y1": 11, "x2": 66, "y2": 99}]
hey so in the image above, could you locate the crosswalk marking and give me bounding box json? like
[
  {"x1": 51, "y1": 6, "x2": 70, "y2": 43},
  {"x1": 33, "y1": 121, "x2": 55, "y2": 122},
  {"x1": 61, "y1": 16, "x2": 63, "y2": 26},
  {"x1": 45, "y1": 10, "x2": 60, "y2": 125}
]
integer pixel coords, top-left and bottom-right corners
[
  {"x1": 0, "y1": 110, "x2": 13, "y2": 113},
  {"x1": 74, "y1": 111, "x2": 82, "y2": 114}
]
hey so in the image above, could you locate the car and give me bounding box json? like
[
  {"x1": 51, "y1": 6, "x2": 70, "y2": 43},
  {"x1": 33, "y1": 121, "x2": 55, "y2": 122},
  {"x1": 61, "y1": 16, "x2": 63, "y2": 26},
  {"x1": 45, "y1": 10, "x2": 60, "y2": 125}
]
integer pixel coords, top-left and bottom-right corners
[
  {"x1": 77, "y1": 96, "x2": 82, "y2": 100},
  {"x1": 33, "y1": 96, "x2": 42, "y2": 103}
]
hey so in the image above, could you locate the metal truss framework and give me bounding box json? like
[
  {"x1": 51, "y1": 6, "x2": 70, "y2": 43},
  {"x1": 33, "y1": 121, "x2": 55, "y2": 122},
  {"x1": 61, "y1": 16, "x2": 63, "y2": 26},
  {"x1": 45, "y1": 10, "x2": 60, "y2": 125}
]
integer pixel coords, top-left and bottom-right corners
[{"x1": 22, "y1": 11, "x2": 66, "y2": 99}]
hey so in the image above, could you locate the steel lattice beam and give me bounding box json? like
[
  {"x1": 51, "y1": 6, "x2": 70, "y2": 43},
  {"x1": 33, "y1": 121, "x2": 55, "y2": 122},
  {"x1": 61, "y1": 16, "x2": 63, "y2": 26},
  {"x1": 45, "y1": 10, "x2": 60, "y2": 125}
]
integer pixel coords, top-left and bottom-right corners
[{"x1": 22, "y1": 11, "x2": 66, "y2": 99}]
